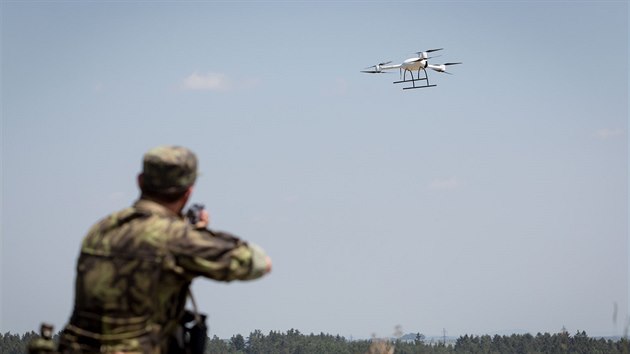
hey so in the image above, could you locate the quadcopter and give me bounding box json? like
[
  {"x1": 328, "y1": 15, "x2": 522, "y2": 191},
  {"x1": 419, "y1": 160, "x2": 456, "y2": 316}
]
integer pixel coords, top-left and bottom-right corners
[{"x1": 362, "y1": 48, "x2": 461, "y2": 90}]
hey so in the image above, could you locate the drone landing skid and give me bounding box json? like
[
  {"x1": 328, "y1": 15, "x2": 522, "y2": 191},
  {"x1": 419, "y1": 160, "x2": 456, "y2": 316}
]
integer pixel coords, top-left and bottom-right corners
[
  {"x1": 393, "y1": 78, "x2": 436, "y2": 90},
  {"x1": 403, "y1": 84, "x2": 437, "y2": 90}
]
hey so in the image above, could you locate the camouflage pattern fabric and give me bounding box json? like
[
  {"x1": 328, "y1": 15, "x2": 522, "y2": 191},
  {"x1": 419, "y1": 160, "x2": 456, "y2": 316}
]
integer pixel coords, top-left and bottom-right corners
[
  {"x1": 142, "y1": 146, "x2": 198, "y2": 194},
  {"x1": 58, "y1": 199, "x2": 268, "y2": 354},
  {"x1": 28, "y1": 337, "x2": 56, "y2": 353}
]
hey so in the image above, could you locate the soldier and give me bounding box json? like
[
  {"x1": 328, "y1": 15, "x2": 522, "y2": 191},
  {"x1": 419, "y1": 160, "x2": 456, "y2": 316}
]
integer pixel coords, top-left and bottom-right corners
[
  {"x1": 57, "y1": 145, "x2": 272, "y2": 354},
  {"x1": 28, "y1": 323, "x2": 56, "y2": 354}
]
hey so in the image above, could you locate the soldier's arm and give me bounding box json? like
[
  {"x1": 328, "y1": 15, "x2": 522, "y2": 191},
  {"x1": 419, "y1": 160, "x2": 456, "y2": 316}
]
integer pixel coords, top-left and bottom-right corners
[{"x1": 170, "y1": 227, "x2": 270, "y2": 281}]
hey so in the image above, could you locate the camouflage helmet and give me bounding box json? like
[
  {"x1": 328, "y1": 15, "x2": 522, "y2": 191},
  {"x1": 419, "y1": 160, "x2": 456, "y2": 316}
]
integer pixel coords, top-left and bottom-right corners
[{"x1": 141, "y1": 145, "x2": 198, "y2": 194}]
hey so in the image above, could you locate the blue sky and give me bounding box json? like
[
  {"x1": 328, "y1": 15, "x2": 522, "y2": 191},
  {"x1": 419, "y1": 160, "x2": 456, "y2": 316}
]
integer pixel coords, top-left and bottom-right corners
[{"x1": 1, "y1": 0, "x2": 628, "y2": 339}]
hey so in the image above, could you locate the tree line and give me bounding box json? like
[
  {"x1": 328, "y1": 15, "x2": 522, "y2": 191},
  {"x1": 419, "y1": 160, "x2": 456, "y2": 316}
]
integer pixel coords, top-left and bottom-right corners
[{"x1": 1, "y1": 328, "x2": 628, "y2": 353}]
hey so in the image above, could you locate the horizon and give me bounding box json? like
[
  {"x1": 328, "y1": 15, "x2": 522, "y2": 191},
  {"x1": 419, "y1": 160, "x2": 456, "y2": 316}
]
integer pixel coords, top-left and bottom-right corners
[{"x1": 1, "y1": 326, "x2": 627, "y2": 341}]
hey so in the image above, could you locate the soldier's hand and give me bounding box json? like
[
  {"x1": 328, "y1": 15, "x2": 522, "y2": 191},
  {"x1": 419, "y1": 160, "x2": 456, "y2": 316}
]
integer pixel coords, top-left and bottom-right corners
[
  {"x1": 265, "y1": 256, "x2": 272, "y2": 274},
  {"x1": 195, "y1": 209, "x2": 210, "y2": 229}
]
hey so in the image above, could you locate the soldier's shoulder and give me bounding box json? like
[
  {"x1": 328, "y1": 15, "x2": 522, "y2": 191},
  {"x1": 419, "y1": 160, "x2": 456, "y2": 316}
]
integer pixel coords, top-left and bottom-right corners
[
  {"x1": 86, "y1": 207, "x2": 138, "y2": 232},
  {"x1": 82, "y1": 207, "x2": 193, "y2": 252}
]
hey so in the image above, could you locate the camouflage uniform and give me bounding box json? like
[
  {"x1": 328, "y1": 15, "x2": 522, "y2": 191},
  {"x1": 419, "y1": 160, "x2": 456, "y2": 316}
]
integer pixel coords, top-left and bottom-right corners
[
  {"x1": 58, "y1": 146, "x2": 268, "y2": 354},
  {"x1": 28, "y1": 324, "x2": 56, "y2": 353}
]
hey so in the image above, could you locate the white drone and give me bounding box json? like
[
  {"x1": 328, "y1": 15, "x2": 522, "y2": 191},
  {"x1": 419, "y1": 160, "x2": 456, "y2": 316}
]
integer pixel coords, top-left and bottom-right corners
[{"x1": 362, "y1": 48, "x2": 461, "y2": 90}]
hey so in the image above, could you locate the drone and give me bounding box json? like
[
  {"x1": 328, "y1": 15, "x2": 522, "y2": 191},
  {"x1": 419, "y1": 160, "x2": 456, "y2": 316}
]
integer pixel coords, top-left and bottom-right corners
[{"x1": 362, "y1": 48, "x2": 461, "y2": 90}]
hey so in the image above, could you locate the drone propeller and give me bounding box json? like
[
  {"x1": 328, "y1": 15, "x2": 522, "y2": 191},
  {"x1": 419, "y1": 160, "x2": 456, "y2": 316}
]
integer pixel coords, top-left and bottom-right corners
[
  {"x1": 416, "y1": 48, "x2": 444, "y2": 59},
  {"x1": 361, "y1": 70, "x2": 394, "y2": 74}
]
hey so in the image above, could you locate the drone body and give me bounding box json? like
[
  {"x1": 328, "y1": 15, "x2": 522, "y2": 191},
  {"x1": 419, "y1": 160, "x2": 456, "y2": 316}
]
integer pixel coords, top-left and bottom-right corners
[{"x1": 362, "y1": 48, "x2": 461, "y2": 90}]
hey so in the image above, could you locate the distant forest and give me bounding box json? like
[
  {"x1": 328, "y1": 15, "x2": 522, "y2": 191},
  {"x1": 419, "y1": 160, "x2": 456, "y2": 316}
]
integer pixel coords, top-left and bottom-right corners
[{"x1": 2, "y1": 328, "x2": 629, "y2": 353}]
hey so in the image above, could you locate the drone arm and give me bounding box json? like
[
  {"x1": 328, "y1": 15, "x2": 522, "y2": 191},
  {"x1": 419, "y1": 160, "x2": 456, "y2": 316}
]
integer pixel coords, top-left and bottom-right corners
[
  {"x1": 427, "y1": 62, "x2": 461, "y2": 73},
  {"x1": 427, "y1": 64, "x2": 446, "y2": 72},
  {"x1": 379, "y1": 63, "x2": 401, "y2": 71}
]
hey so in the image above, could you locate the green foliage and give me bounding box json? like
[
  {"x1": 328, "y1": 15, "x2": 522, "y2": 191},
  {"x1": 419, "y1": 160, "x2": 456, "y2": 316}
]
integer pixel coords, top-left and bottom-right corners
[
  {"x1": 454, "y1": 331, "x2": 629, "y2": 354},
  {"x1": 206, "y1": 335, "x2": 230, "y2": 354},
  {"x1": 208, "y1": 329, "x2": 629, "y2": 354},
  {"x1": 230, "y1": 333, "x2": 246, "y2": 352},
  {"x1": 2, "y1": 329, "x2": 628, "y2": 354},
  {"x1": 1, "y1": 331, "x2": 41, "y2": 354}
]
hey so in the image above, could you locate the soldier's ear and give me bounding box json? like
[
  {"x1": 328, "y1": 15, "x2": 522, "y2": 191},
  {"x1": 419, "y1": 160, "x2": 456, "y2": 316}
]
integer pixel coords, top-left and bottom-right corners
[
  {"x1": 184, "y1": 186, "x2": 194, "y2": 199},
  {"x1": 179, "y1": 186, "x2": 194, "y2": 211}
]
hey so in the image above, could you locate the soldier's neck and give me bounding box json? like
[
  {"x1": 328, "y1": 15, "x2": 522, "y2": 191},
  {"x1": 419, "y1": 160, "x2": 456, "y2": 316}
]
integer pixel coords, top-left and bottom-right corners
[
  {"x1": 161, "y1": 200, "x2": 185, "y2": 215},
  {"x1": 141, "y1": 195, "x2": 186, "y2": 216}
]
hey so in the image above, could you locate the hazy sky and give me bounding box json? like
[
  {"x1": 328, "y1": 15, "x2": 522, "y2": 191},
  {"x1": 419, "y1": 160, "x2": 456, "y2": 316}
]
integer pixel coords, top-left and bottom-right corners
[{"x1": 1, "y1": 0, "x2": 628, "y2": 340}]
